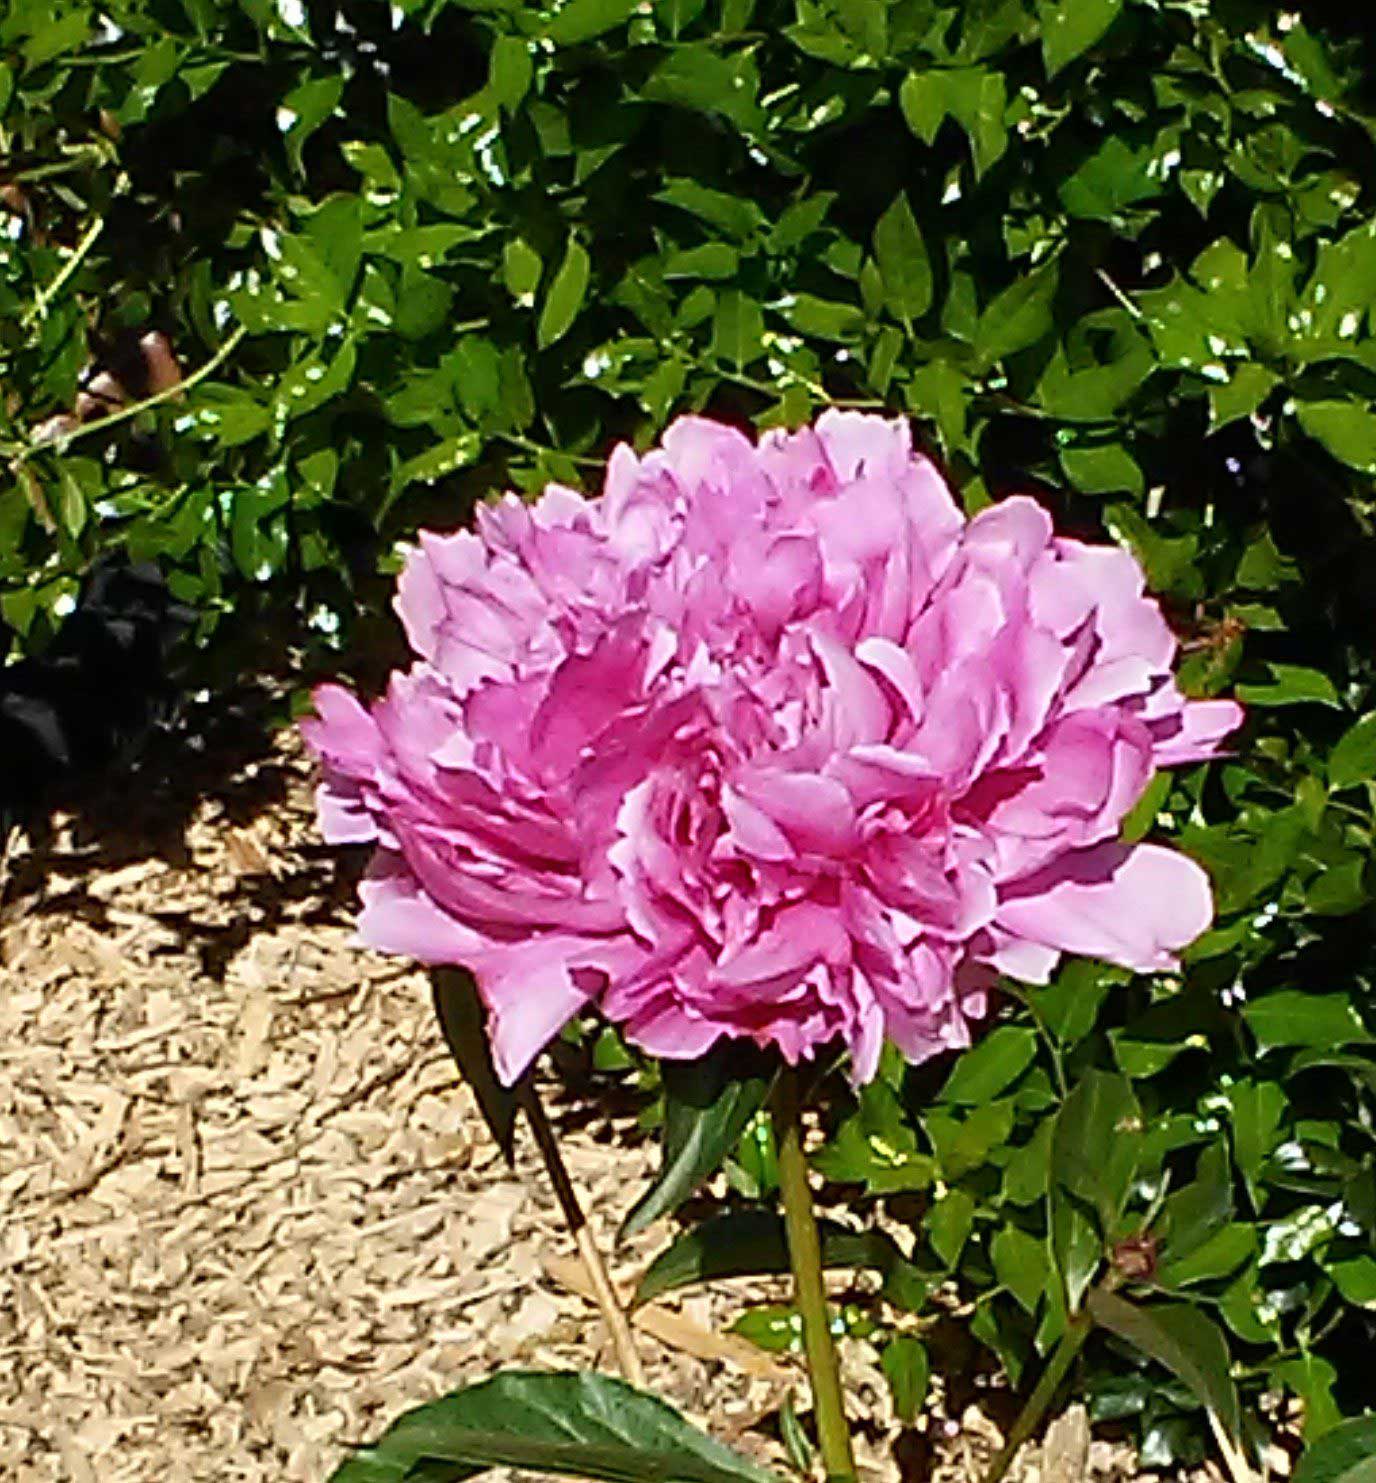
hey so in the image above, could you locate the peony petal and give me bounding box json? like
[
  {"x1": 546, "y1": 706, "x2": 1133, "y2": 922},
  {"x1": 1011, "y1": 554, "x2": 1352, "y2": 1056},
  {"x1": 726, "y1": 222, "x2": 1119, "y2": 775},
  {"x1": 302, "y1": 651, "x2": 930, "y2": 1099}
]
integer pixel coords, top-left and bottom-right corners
[
  {"x1": 1152, "y1": 698, "x2": 1245, "y2": 766},
  {"x1": 994, "y1": 842, "x2": 1214, "y2": 973}
]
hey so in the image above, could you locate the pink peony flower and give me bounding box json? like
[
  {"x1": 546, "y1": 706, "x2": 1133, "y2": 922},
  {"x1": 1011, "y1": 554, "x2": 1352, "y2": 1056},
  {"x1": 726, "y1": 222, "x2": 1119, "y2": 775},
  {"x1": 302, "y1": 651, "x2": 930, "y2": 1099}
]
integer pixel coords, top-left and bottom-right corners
[{"x1": 303, "y1": 413, "x2": 1241, "y2": 1085}]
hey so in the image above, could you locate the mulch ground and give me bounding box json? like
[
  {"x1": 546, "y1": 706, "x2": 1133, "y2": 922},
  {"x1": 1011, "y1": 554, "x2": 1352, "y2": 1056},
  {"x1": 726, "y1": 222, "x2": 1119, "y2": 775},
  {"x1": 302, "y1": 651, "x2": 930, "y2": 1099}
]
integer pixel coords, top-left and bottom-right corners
[{"x1": 0, "y1": 704, "x2": 1205, "y2": 1483}]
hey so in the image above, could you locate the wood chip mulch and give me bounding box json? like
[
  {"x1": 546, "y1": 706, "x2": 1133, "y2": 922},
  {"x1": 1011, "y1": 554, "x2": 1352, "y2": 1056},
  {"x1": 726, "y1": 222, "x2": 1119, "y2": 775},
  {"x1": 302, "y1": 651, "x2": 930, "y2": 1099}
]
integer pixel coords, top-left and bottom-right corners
[{"x1": 0, "y1": 720, "x2": 1199, "y2": 1483}]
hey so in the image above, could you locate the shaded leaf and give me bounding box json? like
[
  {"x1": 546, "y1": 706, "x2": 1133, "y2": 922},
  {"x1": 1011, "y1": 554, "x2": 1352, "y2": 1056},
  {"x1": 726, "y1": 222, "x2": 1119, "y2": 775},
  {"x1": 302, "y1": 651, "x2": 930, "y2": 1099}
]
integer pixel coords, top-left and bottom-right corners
[
  {"x1": 1087, "y1": 1291, "x2": 1243, "y2": 1443},
  {"x1": 633, "y1": 1209, "x2": 907, "y2": 1306},
  {"x1": 939, "y1": 1026, "x2": 1038, "y2": 1105},
  {"x1": 622, "y1": 1048, "x2": 775, "y2": 1237},
  {"x1": 431, "y1": 968, "x2": 521, "y2": 1163},
  {"x1": 881, "y1": 1336, "x2": 930, "y2": 1425}
]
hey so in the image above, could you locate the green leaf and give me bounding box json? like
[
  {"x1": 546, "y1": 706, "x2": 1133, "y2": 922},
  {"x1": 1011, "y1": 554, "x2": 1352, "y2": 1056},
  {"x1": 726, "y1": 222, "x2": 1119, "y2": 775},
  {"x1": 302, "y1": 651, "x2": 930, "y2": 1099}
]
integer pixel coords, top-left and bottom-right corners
[
  {"x1": 1058, "y1": 440, "x2": 1144, "y2": 497},
  {"x1": 731, "y1": 1305, "x2": 799, "y2": 1354},
  {"x1": 872, "y1": 193, "x2": 932, "y2": 329},
  {"x1": 1327, "y1": 1255, "x2": 1376, "y2": 1308},
  {"x1": 1051, "y1": 1192, "x2": 1101, "y2": 1313},
  {"x1": 622, "y1": 1047, "x2": 775, "y2": 1237},
  {"x1": 22, "y1": 9, "x2": 92, "y2": 67},
  {"x1": 1053, "y1": 1071, "x2": 1143, "y2": 1234},
  {"x1": 1242, "y1": 992, "x2": 1372, "y2": 1053},
  {"x1": 1273, "y1": 1355, "x2": 1343, "y2": 1444},
  {"x1": 280, "y1": 75, "x2": 345, "y2": 175},
  {"x1": 655, "y1": 180, "x2": 765, "y2": 241},
  {"x1": 1225, "y1": 1079, "x2": 1287, "y2": 1209},
  {"x1": 503, "y1": 239, "x2": 543, "y2": 305},
  {"x1": 641, "y1": 45, "x2": 762, "y2": 129},
  {"x1": 328, "y1": 1371, "x2": 780, "y2": 1483},
  {"x1": 1038, "y1": 0, "x2": 1123, "y2": 76},
  {"x1": 710, "y1": 290, "x2": 764, "y2": 369},
  {"x1": 431, "y1": 968, "x2": 522, "y2": 1163},
  {"x1": 1086, "y1": 1292, "x2": 1242, "y2": 1443},
  {"x1": 1060, "y1": 136, "x2": 1161, "y2": 220},
  {"x1": 926, "y1": 1186, "x2": 977, "y2": 1268},
  {"x1": 1158, "y1": 1141, "x2": 1232, "y2": 1263},
  {"x1": 1027, "y1": 962, "x2": 1118, "y2": 1046},
  {"x1": 974, "y1": 259, "x2": 1059, "y2": 367},
  {"x1": 1292, "y1": 1415, "x2": 1376, "y2": 1483},
  {"x1": 633, "y1": 1209, "x2": 907, "y2": 1306},
  {"x1": 1209, "y1": 364, "x2": 1280, "y2": 430},
  {"x1": 546, "y1": 0, "x2": 639, "y2": 45},
  {"x1": 991, "y1": 1224, "x2": 1051, "y2": 1314},
  {"x1": 881, "y1": 1336, "x2": 930, "y2": 1425},
  {"x1": 1296, "y1": 400, "x2": 1376, "y2": 473},
  {"x1": 1330, "y1": 712, "x2": 1376, "y2": 789},
  {"x1": 489, "y1": 35, "x2": 534, "y2": 111},
  {"x1": 388, "y1": 433, "x2": 482, "y2": 502},
  {"x1": 939, "y1": 1026, "x2": 1038, "y2": 1105},
  {"x1": 1157, "y1": 1224, "x2": 1256, "y2": 1288},
  {"x1": 1236, "y1": 663, "x2": 1341, "y2": 709},
  {"x1": 537, "y1": 238, "x2": 591, "y2": 348}
]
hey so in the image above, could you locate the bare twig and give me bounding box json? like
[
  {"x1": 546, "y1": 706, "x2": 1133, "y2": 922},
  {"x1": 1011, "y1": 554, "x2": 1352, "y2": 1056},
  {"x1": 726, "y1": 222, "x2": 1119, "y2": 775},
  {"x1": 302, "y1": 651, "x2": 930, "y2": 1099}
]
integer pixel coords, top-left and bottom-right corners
[{"x1": 519, "y1": 1084, "x2": 646, "y2": 1388}]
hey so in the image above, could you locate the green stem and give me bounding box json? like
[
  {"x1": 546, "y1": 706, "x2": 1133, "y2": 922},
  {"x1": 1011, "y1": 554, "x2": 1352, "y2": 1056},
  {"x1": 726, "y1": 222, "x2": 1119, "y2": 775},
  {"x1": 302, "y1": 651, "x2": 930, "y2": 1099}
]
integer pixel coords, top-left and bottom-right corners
[
  {"x1": 775, "y1": 1066, "x2": 857, "y2": 1483},
  {"x1": 979, "y1": 1311, "x2": 1093, "y2": 1483},
  {"x1": 8, "y1": 325, "x2": 248, "y2": 465},
  {"x1": 23, "y1": 215, "x2": 106, "y2": 328}
]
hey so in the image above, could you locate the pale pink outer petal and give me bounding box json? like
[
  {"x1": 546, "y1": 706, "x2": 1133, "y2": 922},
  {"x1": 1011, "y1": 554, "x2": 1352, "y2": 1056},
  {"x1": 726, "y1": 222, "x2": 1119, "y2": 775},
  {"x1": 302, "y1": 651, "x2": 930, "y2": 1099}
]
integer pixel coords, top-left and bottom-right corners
[
  {"x1": 994, "y1": 842, "x2": 1215, "y2": 973},
  {"x1": 1152, "y1": 699, "x2": 1246, "y2": 765}
]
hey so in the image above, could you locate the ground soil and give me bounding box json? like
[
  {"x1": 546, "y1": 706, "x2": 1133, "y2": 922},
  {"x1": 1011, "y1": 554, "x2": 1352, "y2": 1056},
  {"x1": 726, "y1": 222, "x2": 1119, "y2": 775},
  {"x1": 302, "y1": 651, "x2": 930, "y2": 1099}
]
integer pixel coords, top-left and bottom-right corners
[{"x1": 0, "y1": 705, "x2": 1220, "y2": 1483}]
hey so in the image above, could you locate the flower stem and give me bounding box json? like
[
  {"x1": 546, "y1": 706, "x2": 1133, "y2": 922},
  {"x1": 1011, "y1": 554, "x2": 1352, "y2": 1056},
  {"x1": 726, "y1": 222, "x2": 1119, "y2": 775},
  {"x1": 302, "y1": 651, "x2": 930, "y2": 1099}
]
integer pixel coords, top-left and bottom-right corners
[
  {"x1": 517, "y1": 1083, "x2": 646, "y2": 1389},
  {"x1": 775, "y1": 1066, "x2": 857, "y2": 1483},
  {"x1": 979, "y1": 1311, "x2": 1093, "y2": 1483}
]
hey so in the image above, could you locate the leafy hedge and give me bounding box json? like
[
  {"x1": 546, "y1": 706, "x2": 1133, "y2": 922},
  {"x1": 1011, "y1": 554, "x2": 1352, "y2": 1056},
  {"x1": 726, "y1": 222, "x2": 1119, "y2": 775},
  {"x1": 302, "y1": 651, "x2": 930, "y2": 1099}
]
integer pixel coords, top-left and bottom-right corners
[{"x1": 5, "y1": 0, "x2": 1376, "y2": 1467}]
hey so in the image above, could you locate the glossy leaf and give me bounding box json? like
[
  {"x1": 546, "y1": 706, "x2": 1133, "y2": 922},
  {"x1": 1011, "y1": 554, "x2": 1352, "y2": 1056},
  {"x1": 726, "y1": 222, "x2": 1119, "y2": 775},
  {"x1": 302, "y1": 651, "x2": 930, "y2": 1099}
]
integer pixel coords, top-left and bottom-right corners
[
  {"x1": 622, "y1": 1048, "x2": 775, "y2": 1237},
  {"x1": 1038, "y1": 0, "x2": 1123, "y2": 76},
  {"x1": 1052, "y1": 1071, "x2": 1143, "y2": 1234},
  {"x1": 1329, "y1": 713, "x2": 1376, "y2": 789},
  {"x1": 537, "y1": 239, "x2": 592, "y2": 348},
  {"x1": 1292, "y1": 1415, "x2": 1376, "y2": 1483},
  {"x1": 328, "y1": 1371, "x2": 780, "y2": 1483},
  {"x1": 1086, "y1": 1292, "x2": 1243, "y2": 1444}
]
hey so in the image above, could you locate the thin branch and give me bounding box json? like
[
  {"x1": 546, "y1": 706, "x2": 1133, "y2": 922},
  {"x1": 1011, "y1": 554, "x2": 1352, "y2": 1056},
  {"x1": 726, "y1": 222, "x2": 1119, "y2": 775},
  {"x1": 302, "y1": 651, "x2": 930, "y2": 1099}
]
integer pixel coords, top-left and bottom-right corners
[
  {"x1": 9, "y1": 325, "x2": 249, "y2": 465},
  {"x1": 23, "y1": 216, "x2": 105, "y2": 328},
  {"x1": 517, "y1": 1083, "x2": 646, "y2": 1388}
]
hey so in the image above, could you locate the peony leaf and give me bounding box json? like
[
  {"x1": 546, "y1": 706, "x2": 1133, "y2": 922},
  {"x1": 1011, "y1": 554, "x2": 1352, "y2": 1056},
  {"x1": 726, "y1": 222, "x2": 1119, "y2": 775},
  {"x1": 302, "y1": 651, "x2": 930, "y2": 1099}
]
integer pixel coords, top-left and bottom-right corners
[
  {"x1": 621, "y1": 1048, "x2": 775, "y2": 1238},
  {"x1": 973, "y1": 257, "x2": 1059, "y2": 368},
  {"x1": 1236, "y1": 662, "x2": 1341, "y2": 709},
  {"x1": 633, "y1": 1208, "x2": 913, "y2": 1306},
  {"x1": 327, "y1": 1370, "x2": 781, "y2": 1483},
  {"x1": 430, "y1": 968, "x2": 523, "y2": 1163},
  {"x1": 1087, "y1": 1292, "x2": 1242, "y2": 1445}
]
